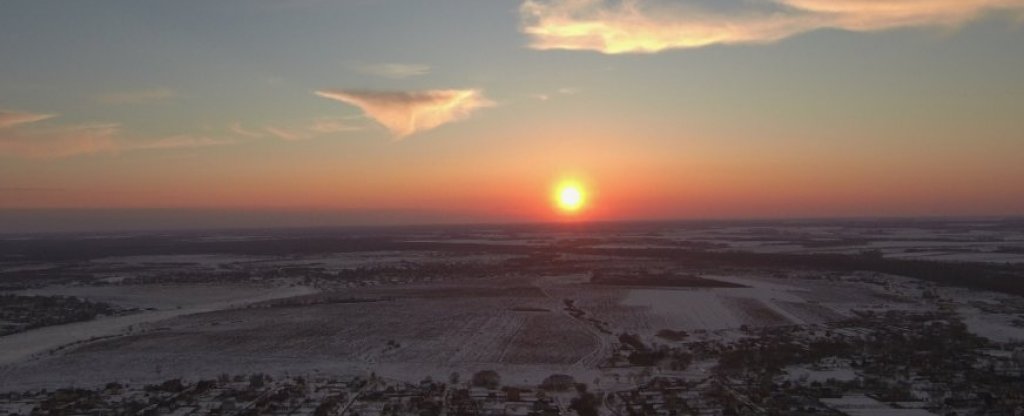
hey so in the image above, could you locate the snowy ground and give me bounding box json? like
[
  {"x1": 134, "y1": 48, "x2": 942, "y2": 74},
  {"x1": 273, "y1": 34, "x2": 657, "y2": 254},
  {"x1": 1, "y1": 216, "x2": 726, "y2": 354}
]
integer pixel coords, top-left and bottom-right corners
[
  {"x1": 0, "y1": 274, "x2": 773, "y2": 388},
  {"x1": 3, "y1": 264, "x2": 1000, "y2": 391},
  {"x1": 0, "y1": 284, "x2": 315, "y2": 368},
  {"x1": 1, "y1": 220, "x2": 1021, "y2": 393}
]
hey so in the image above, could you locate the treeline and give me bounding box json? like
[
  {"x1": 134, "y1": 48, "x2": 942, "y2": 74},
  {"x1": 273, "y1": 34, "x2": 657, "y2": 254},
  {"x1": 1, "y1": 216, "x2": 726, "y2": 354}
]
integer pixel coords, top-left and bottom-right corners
[
  {"x1": 397, "y1": 241, "x2": 1024, "y2": 296},
  {"x1": 4, "y1": 232, "x2": 1022, "y2": 295},
  {"x1": 556, "y1": 247, "x2": 1024, "y2": 297},
  {"x1": 0, "y1": 294, "x2": 118, "y2": 336}
]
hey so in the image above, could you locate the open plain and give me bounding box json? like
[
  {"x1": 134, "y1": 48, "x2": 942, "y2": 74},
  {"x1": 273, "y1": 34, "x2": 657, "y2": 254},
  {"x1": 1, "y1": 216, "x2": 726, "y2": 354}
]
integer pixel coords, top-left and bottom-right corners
[{"x1": 2, "y1": 220, "x2": 1024, "y2": 414}]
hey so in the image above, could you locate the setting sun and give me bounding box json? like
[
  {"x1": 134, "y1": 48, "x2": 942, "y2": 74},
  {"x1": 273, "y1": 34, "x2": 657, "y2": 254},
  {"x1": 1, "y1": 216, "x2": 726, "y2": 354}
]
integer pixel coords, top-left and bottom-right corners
[{"x1": 555, "y1": 182, "x2": 586, "y2": 213}]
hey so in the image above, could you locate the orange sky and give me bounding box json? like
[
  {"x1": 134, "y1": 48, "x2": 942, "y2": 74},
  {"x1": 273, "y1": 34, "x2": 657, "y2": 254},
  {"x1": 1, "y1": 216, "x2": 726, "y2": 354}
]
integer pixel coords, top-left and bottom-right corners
[{"x1": 2, "y1": 1, "x2": 1024, "y2": 230}]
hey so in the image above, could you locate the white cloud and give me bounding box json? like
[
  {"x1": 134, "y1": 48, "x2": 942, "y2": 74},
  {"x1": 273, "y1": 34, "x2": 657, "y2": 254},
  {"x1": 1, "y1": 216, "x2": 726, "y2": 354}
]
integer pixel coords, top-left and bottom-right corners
[
  {"x1": 315, "y1": 89, "x2": 494, "y2": 138},
  {"x1": 356, "y1": 63, "x2": 432, "y2": 79},
  {"x1": 520, "y1": 0, "x2": 1024, "y2": 54},
  {"x1": 97, "y1": 87, "x2": 178, "y2": 104},
  {"x1": 0, "y1": 110, "x2": 55, "y2": 129}
]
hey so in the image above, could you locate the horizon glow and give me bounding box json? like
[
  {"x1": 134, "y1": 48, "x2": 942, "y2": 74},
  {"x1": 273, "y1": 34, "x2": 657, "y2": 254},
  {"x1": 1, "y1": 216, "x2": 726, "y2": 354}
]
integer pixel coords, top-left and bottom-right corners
[{"x1": 2, "y1": 1, "x2": 1023, "y2": 231}]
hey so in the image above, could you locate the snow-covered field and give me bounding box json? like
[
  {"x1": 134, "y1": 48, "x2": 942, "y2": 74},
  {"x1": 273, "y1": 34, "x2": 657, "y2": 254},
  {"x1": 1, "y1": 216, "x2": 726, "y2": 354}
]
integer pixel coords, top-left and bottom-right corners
[
  {"x1": 1, "y1": 220, "x2": 1021, "y2": 393},
  {"x1": 0, "y1": 281, "x2": 600, "y2": 389},
  {"x1": 16, "y1": 284, "x2": 303, "y2": 310},
  {"x1": 571, "y1": 274, "x2": 877, "y2": 338},
  {"x1": 0, "y1": 284, "x2": 315, "y2": 368},
  {"x1": 0, "y1": 271, "x2": 898, "y2": 390}
]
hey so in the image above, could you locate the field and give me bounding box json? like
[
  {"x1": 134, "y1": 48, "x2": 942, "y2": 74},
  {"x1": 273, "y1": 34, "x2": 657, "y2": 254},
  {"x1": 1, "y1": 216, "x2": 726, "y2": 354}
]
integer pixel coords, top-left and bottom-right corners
[
  {"x1": 1, "y1": 219, "x2": 1023, "y2": 397},
  {"x1": 0, "y1": 268, "x2": 929, "y2": 390}
]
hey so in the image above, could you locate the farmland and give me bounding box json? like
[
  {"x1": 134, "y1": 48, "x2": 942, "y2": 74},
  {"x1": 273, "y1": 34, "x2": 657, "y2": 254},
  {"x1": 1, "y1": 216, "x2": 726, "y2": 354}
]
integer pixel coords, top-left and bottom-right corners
[{"x1": 2, "y1": 219, "x2": 1024, "y2": 414}]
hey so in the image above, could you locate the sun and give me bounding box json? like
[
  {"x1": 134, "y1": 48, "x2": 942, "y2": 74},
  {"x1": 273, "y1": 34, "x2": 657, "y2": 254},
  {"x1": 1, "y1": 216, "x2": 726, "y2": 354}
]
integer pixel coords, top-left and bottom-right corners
[{"x1": 554, "y1": 181, "x2": 586, "y2": 213}]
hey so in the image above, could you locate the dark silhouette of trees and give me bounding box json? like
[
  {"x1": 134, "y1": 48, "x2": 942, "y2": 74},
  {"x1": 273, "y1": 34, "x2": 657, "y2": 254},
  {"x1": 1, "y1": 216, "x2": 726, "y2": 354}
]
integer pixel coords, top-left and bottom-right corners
[{"x1": 471, "y1": 370, "x2": 501, "y2": 389}]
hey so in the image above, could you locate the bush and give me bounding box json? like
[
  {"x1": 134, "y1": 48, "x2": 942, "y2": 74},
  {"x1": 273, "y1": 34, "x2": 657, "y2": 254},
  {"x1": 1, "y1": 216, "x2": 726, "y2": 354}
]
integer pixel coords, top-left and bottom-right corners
[
  {"x1": 471, "y1": 370, "x2": 501, "y2": 389},
  {"x1": 540, "y1": 374, "x2": 575, "y2": 391}
]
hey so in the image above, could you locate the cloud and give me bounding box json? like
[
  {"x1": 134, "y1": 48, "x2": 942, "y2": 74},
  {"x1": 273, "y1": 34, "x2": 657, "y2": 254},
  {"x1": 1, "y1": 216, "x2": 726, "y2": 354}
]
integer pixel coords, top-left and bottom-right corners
[
  {"x1": 264, "y1": 126, "x2": 310, "y2": 141},
  {"x1": 229, "y1": 122, "x2": 266, "y2": 138},
  {"x1": 0, "y1": 123, "x2": 121, "y2": 158},
  {"x1": 315, "y1": 89, "x2": 494, "y2": 138},
  {"x1": 308, "y1": 117, "x2": 363, "y2": 134},
  {"x1": 125, "y1": 136, "x2": 236, "y2": 150},
  {"x1": 532, "y1": 86, "x2": 581, "y2": 101},
  {"x1": 0, "y1": 110, "x2": 55, "y2": 129},
  {"x1": 356, "y1": 63, "x2": 432, "y2": 79},
  {"x1": 230, "y1": 118, "x2": 362, "y2": 142},
  {"x1": 1, "y1": 121, "x2": 235, "y2": 159},
  {"x1": 784, "y1": 0, "x2": 1024, "y2": 30},
  {"x1": 97, "y1": 87, "x2": 177, "y2": 104},
  {"x1": 520, "y1": 0, "x2": 1024, "y2": 54}
]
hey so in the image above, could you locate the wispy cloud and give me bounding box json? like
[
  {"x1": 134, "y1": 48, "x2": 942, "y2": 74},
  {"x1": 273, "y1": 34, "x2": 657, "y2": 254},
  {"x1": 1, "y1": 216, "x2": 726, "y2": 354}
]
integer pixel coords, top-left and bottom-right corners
[
  {"x1": 229, "y1": 117, "x2": 362, "y2": 142},
  {"x1": 355, "y1": 63, "x2": 432, "y2": 79},
  {"x1": 0, "y1": 110, "x2": 55, "y2": 129},
  {"x1": 1, "y1": 119, "x2": 235, "y2": 159},
  {"x1": 97, "y1": 87, "x2": 178, "y2": 104},
  {"x1": 229, "y1": 122, "x2": 266, "y2": 139},
  {"x1": 125, "y1": 135, "x2": 236, "y2": 151},
  {"x1": 308, "y1": 117, "x2": 363, "y2": 134},
  {"x1": 520, "y1": 0, "x2": 1024, "y2": 54},
  {"x1": 0, "y1": 123, "x2": 121, "y2": 158},
  {"x1": 532, "y1": 86, "x2": 581, "y2": 101},
  {"x1": 264, "y1": 126, "x2": 309, "y2": 141},
  {"x1": 315, "y1": 89, "x2": 494, "y2": 138}
]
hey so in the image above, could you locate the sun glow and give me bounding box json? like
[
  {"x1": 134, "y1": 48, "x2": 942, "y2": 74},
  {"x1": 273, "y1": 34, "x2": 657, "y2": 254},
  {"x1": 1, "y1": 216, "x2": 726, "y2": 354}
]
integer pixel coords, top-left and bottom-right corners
[{"x1": 554, "y1": 181, "x2": 586, "y2": 213}]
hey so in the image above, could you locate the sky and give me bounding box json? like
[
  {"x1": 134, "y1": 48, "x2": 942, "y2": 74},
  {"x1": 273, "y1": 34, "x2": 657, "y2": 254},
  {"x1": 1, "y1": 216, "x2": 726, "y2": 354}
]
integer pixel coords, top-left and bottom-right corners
[{"x1": 2, "y1": 0, "x2": 1024, "y2": 232}]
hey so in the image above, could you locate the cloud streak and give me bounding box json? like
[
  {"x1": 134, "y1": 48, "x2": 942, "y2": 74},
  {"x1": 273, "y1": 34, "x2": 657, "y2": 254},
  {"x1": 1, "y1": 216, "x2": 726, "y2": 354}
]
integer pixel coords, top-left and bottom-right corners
[
  {"x1": 229, "y1": 122, "x2": 266, "y2": 138},
  {"x1": 532, "y1": 86, "x2": 581, "y2": 101},
  {"x1": 520, "y1": 0, "x2": 1024, "y2": 54},
  {"x1": 229, "y1": 117, "x2": 362, "y2": 142},
  {"x1": 0, "y1": 123, "x2": 120, "y2": 158},
  {"x1": 97, "y1": 87, "x2": 177, "y2": 104},
  {"x1": 308, "y1": 117, "x2": 363, "y2": 134},
  {"x1": 0, "y1": 111, "x2": 237, "y2": 158},
  {"x1": 264, "y1": 126, "x2": 309, "y2": 141},
  {"x1": 125, "y1": 136, "x2": 236, "y2": 151},
  {"x1": 356, "y1": 63, "x2": 432, "y2": 79},
  {"x1": 0, "y1": 110, "x2": 55, "y2": 129},
  {"x1": 315, "y1": 89, "x2": 493, "y2": 138},
  {"x1": 1, "y1": 121, "x2": 235, "y2": 159}
]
